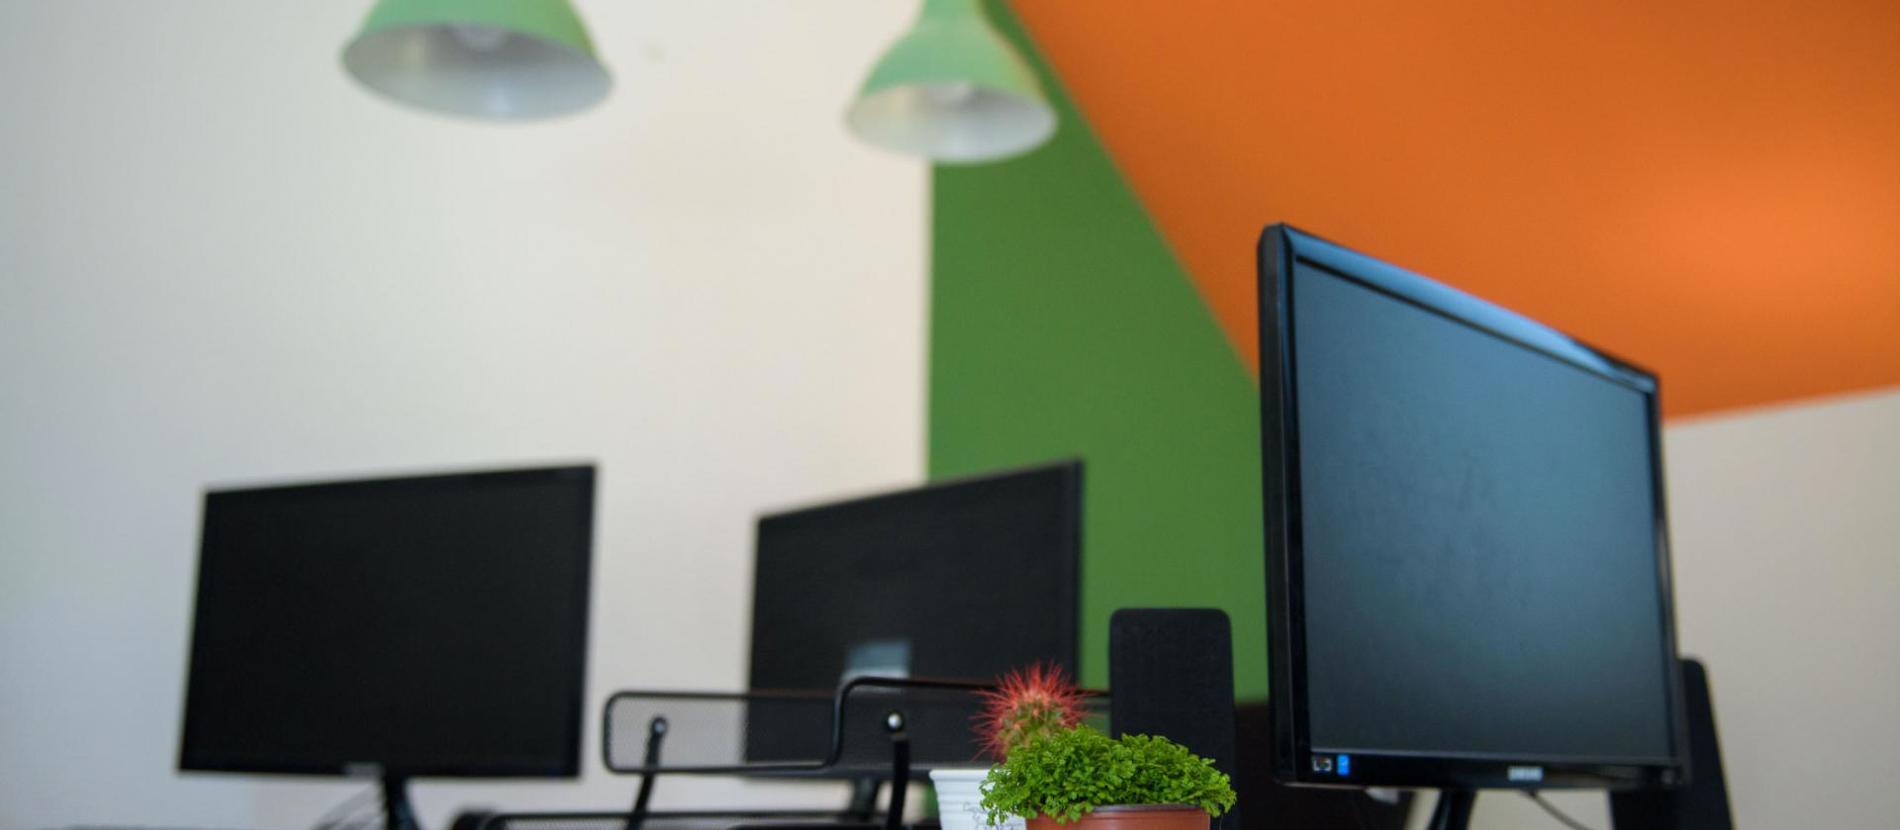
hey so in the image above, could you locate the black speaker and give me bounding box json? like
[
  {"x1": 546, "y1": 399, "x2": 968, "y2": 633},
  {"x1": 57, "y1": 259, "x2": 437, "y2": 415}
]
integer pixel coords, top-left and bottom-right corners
[
  {"x1": 1109, "y1": 608, "x2": 1411, "y2": 830},
  {"x1": 1610, "y1": 658, "x2": 1734, "y2": 829},
  {"x1": 1110, "y1": 609, "x2": 1238, "y2": 830}
]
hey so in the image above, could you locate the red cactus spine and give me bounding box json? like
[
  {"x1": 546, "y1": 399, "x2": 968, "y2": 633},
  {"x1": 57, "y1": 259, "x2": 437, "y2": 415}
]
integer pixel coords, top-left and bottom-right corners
[{"x1": 975, "y1": 662, "x2": 1086, "y2": 761}]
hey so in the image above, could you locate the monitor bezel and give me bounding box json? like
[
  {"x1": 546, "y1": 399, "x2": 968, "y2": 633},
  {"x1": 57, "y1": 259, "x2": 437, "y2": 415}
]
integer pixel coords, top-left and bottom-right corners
[
  {"x1": 176, "y1": 464, "x2": 596, "y2": 780},
  {"x1": 1257, "y1": 225, "x2": 1689, "y2": 791}
]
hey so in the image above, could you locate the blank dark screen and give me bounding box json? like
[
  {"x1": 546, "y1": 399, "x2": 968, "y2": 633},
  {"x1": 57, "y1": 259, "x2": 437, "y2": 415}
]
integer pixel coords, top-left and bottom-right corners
[
  {"x1": 180, "y1": 467, "x2": 593, "y2": 776},
  {"x1": 746, "y1": 464, "x2": 1079, "y2": 764},
  {"x1": 1291, "y1": 266, "x2": 1673, "y2": 762}
]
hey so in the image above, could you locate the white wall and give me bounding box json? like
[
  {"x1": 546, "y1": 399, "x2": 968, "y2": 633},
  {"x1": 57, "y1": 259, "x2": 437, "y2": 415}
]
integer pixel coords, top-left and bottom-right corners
[
  {"x1": 0, "y1": 2, "x2": 927, "y2": 828},
  {"x1": 1451, "y1": 389, "x2": 1900, "y2": 829}
]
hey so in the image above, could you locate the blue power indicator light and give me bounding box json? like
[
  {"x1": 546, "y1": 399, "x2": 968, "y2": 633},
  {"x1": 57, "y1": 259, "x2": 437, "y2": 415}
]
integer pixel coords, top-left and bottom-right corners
[{"x1": 1336, "y1": 754, "x2": 1351, "y2": 776}]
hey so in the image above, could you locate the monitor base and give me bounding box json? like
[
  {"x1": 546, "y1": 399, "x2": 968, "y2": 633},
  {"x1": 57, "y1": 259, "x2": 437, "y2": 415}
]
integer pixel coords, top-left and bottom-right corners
[{"x1": 1425, "y1": 790, "x2": 1474, "y2": 830}]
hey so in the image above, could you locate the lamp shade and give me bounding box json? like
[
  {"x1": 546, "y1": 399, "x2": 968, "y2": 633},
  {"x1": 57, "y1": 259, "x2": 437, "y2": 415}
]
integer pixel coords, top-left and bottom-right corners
[
  {"x1": 342, "y1": 0, "x2": 611, "y2": 120},
  {"x1": 846, "y1": 0, "x2": 1056, "y2": 165}
]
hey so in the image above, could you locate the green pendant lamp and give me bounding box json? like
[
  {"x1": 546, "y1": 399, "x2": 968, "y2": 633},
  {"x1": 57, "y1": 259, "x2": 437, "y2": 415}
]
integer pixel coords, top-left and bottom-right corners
[
  {"x1": 342, "y1": 0, "x2": 611, "y2": 120},
  {"x1": 846, "y1": 0, "x2": 1056, "y2": 165}
]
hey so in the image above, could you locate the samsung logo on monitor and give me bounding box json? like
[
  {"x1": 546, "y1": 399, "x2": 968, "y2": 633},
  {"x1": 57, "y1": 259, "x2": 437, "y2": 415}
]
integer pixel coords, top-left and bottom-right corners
[{"x1": 1507, "y1": 765, "x2": 1545, "y2": 783}]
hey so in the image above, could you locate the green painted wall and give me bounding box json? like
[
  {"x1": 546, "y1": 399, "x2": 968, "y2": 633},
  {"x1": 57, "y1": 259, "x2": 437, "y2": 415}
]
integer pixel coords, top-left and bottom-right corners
[{"x1": 927, "y1": 2, "x2": 1268, "y2": 699}]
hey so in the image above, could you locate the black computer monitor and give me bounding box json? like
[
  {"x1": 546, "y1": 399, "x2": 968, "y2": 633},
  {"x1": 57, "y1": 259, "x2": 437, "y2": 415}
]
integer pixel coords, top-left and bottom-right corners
[
  {"x1": 1256, "y1": 227, "x2": 1686, "y2": 826},
  {"x1": 179, "y1": 465, "x2": 596, "y2": 829},
  {"x1": 744, "y1": 461, "x2": 1082, "y2": 773}
]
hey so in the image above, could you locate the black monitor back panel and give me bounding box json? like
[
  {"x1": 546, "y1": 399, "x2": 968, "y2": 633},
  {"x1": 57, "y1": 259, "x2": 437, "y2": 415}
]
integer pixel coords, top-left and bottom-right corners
[
  {"x1": 179, "y1": 465, "x2": 596, "y2": 778},
  {"x1": 745, "y1": 461, "x2": 1082, "y2": 769}
]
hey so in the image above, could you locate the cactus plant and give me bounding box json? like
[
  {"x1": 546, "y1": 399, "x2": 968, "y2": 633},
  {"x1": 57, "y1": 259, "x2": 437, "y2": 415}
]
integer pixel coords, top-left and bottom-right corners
[{"x1": 976, "y1": 662, "x2": 1088, "y2": 761}]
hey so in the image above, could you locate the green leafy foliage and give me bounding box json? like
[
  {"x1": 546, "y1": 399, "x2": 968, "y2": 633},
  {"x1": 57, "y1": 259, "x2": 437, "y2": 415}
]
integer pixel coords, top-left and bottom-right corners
[{"x1": 978, "y1": 726, "x2": 1237, "y2": 825}]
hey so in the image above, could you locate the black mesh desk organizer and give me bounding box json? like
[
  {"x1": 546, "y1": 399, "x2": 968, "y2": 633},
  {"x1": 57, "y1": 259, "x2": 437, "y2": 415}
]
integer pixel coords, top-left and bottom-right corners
[{"x1": 479, "y1": 678, "x2": 1108, "y2": 830}]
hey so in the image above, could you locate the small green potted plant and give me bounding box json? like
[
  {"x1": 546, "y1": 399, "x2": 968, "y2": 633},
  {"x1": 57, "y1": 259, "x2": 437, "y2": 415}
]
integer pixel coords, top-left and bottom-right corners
[
  {"x1": 932, "y1": 664, "x2": 1089, "y2": 830},
  {"x1": 980, "y1": 724, "x2": 1236, "y2": 830}
]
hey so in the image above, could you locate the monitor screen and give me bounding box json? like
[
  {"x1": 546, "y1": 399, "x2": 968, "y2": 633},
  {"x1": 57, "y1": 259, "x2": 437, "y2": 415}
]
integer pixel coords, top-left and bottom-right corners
[
  {"x1": 745, "y1": 461, "x2": 1081, "y2": 769},
  {"x1": 1259, "y1": 226, "x2": 1683, "y2": 790},
  {"x1": 179, "y1": 465, "x2": 595, "y2": 778}
]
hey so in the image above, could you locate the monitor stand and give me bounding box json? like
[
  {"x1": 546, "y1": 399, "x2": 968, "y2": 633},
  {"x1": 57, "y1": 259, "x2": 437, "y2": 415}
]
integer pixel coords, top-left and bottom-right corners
[
  {"x1": 382, "y1": 772, "x2": 421, "y2": 830},
  {"x1": 1425, "y1": 790, "x2": 1475, "y2": 830}
]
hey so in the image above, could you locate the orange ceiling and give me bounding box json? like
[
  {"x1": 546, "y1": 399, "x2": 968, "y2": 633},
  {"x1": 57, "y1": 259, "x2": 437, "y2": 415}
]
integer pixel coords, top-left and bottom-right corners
[{"x1": 1010, "y1": 0, "x2": 1900, "y2": 418}]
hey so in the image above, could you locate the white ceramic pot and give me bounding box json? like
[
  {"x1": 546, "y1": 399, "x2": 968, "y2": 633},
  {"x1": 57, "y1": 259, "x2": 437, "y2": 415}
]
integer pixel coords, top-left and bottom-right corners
[{"x1": 930, "y1": 767, "x2": 1025, "y2": 830}]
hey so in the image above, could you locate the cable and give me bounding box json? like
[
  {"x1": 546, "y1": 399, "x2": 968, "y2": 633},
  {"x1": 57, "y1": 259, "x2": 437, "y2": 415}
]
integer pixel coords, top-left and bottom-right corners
[
  {"x1": 308, "y1": 786, "x2": 382, "y2": 830},
  {"x1": 330, "y1": 804, "x2": 387, "y2": 830},
  {"x1": 1522, "y1": 791, "x2": 1599, "y2": 830}
]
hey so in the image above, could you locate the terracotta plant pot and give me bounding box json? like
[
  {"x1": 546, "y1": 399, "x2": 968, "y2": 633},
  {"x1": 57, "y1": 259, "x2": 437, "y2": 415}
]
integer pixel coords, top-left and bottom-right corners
[{"x1": 1027, "y1": 805, "x2": 1210, "y2": 830}]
